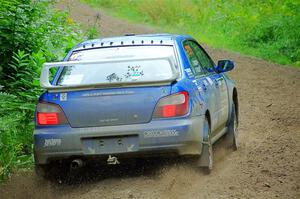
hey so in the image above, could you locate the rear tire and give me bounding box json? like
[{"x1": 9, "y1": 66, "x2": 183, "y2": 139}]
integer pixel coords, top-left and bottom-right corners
[
  {"x1": 197, "y1": 117, "x2": 213, "y2": 172},
  {"x1": 34, "y1": 164, "x2": 49, "y2": 178},
  {"x1": 35, "y1": 161, "x2": 69, "y2": 181},
  {"x1": 225, "y1": 103, "x2": 238, "y2": 150}
]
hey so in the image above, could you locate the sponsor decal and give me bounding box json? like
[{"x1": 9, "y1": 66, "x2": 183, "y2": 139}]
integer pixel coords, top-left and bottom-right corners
[
  {"x1": 185, "y1": 68, "x2": 192, "y2": 73},
  {"x1": 195, "y1": 66, "x2": 201, "y2": 73},
  {"x1": 184, "y1": 68, "x2": 194, "y2": 78},
  {"x1": 106, "y1": 73, "x2": 122, "y2": 82},
  {"x1": 125, "y1": 65, "x2": 144, "y2": 81},
  {"x1": 184, "y1": 45, "x2": 193, "y2": 56},
  {"x1": 206, "y1": 77, "x2": 213, "y2": 85},
  {"x1": 161, "y1": 87, "x2": 168, "y2": 95},
  {"x1": 193, "y1": 80, "x2": 202, "y2": 91},
  {"x1": 192, "y1": 60, "x2": 199, "y2": 66},
  {"x1": 69, "y1": 52, "x2": 82, "y2": 61},
  {"x1": 44, "y1": 138, "x2": 61, "y2": 147},
  {"x1": 60, "y1": 93, "x2": 67, "y2": 101},
  {"x1": 144, "y1": 129, "x2": 179, "y2": 138},
  {"x1": 99, "y1": 118, "x2": 119, "y2": 123},
  {"x1": 82, "y1": 91, "x2": 134, "y2": 97}
]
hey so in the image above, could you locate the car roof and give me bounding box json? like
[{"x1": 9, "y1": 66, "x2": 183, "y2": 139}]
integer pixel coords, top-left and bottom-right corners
[{"x1": 72, "y1": 33, "x2": 192, "y2": 51}]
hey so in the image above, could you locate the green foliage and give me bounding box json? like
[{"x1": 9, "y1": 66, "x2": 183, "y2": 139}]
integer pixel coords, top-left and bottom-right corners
[
  {"x1": 83, "y1": 0, "x2": 300, "y2": 67},
  {"x1": 85, "y1": 13, "x2": 101, "y2": 39},
  {"x1": 0, "y1": 0, "x2": 83, "y2": 90},
  {"x1": 0, "y1": 92, "x2": 34, "y2": 181},
  {"x1": 0, "y1": 0, "x2": 84, "y2": 181},
  {"x1": 86, "y1": 26, "x2": 99, "y2": 40}
]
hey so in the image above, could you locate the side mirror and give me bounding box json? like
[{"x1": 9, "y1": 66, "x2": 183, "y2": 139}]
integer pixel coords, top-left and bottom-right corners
[{"x1": 216, "y1": 60, "x2": 235, "y2": 73}]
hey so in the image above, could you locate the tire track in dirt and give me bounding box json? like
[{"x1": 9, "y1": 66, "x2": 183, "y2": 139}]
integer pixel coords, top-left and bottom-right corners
[{"x1": 1, "y1": 1, "x2": 299, "y2": 198}]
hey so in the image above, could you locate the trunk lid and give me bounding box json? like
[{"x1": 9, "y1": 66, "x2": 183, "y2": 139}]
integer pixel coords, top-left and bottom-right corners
[{"x1": 55, "y1": 86, "x2": 170, "y2": 128}]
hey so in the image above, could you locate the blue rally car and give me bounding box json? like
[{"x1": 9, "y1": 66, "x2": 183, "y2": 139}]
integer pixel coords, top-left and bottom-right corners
[{"x1": 34, "y1": 34, "x2": 238, "y2": 176}]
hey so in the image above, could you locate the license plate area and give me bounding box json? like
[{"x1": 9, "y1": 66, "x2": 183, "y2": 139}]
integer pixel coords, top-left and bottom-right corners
[{"x1": 82, "y1": 136, "x2": 138, "y2": 155}]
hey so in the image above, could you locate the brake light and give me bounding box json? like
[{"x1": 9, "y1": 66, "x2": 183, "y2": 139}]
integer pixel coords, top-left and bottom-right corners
[
  {"x1": 153, "y1": 91, "x2": 189, "y2": 118},
  {"x1": 36, "y1": 103, "x2": 68, "y2": 125}
]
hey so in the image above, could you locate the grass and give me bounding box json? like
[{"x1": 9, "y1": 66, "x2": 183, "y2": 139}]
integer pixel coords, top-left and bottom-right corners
[{"x1": 82, "y1": 0, "x2": 300, "y2": 68}]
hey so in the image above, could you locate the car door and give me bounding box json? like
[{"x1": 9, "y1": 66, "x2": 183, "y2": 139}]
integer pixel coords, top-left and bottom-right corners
[
  {"x1": 182, "y1": 40, "x2": 219, "y2": 133},
  {"x1": 189, "y1": 41, "x2": 229, "y2": 131}
]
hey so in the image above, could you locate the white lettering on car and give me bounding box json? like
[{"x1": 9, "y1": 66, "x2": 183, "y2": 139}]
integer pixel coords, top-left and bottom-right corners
[
  {"x1": 184, "y1": 68, "x2": 194, "y2": 77},
  {"x1": 44, "y1": 139, "x2": 61, "y2": 147},
  {"x1": 144, "y1": 130, "x2": 179, "y2": 138},
  {"x1": 206, "y1": 77, "x2": 213, "y2": 85}
]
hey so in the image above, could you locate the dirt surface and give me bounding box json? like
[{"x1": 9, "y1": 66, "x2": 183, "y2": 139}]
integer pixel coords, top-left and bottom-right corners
[{"x1": 1, "y1": 1, "x2": 299, "y2": 198}]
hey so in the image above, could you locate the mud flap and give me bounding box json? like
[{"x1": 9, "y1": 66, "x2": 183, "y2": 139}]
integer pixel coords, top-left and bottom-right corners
[
  {"x1": 225, "y1": 103, "x2": 238, "y2": 150},
  {"x1": 197, "y1": 141, "x2": 213, "y2": 170},
  {"x1": 197, "y1": 117, "x2": 213, "y2": 170}
]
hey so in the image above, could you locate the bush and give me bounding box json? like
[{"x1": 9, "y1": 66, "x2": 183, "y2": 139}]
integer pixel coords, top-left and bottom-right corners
[
  {"x1": 0, "y1": 0, "x2": 84, "y2": 181},
  {"x1": 0, "y1": 92, "x2": 34, "y2": 181}
]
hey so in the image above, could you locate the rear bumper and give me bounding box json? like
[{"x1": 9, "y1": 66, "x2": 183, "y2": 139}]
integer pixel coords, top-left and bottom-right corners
[{"x1": 34, "y1": 115, "x2": 205, "y2": 164}]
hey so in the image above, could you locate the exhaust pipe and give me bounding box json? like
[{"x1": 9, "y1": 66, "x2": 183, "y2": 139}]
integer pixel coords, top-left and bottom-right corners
[{"x1": 70, "y1": 159, "x2": 84, "y2": 169}]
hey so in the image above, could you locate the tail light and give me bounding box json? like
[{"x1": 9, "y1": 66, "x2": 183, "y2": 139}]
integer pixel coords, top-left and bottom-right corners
[
  {"x1": 36, "y1": 102, "x2": 68, "y2": 125},
  {"x1": 153, "y1": 91, "x2": 189, "y2": 118}
]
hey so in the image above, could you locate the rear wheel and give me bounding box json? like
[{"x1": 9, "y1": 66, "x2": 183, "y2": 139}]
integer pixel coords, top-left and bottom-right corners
[
  {"x1": 35, "y1": 161, "x2": 69, "y2": 181},
  {"x1": 34, "y1": 164, "x2": 49, "y2": 178},
  {"x1": 225, "y1": 103, "x2": 238, "y2": 150},
  {"x1": 197, "y1": 117, "x2": 213, "y2": 172}
]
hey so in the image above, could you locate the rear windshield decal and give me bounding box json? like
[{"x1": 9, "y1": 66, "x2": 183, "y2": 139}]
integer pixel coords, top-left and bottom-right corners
[
  {"x1": 54, "y1": 58, "x2": 175, "y2": 86},
  {"x1": 69, "y1": 52, "x2": 82, "y2": 61},
  {"x1": 184, "y1": 45, "x2": 193, "y2": 57},
  {"x1": 106, "y1": 73, "x2": 122, "y2": 82},
  {"x1": 125, "y1": 65, "x2": 144, "y2": 81}
]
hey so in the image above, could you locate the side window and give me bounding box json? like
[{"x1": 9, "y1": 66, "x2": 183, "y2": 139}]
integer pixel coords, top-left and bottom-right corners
[
  {"x1": 189, "y1": 41, "x2": 215, "y2": 73},
  {"x1": 183, "y1": 41, "x2": 204, "y2": 76}
]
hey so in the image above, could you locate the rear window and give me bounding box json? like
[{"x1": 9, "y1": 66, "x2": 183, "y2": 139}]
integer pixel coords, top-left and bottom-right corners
[{"x1": 56, "y1": 46, "x2": 177, "y2": 86}]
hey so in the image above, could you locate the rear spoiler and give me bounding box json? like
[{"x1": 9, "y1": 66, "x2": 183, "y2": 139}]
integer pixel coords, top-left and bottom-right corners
[{"x1": 40, "y1": 57, "x2": 179, "y2": 92}]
